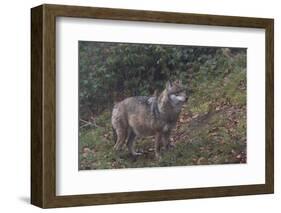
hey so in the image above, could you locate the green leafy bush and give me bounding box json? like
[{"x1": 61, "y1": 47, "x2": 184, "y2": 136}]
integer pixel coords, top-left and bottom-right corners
[{"x1": 79, "y1": 41, "x2": 246, "y2": 120}]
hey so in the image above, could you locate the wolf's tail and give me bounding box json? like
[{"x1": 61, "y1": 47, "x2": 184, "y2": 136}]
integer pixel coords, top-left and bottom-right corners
[{"x1": 112, "y1": 127, "x2": 117, "y2": 144}]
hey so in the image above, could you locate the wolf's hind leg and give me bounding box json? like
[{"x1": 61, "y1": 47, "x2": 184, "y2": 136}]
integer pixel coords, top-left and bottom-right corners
[
  {"x1": 127, "y1": 129, "x2": 141, "y2": 156},
  {"x1": 113, "y1": 128, "x2": 127, "y2": 151}
]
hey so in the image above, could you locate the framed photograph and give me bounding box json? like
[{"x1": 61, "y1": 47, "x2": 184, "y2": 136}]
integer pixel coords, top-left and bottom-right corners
[{"x1": 31, "y1": 4, "x2": 274, "y2": 208}]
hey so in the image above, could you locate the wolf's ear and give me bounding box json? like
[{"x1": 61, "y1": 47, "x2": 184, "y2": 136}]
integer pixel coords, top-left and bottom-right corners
[
  {"x1": 174, "y1": 79, "x2": 182, "y2": 85},
  {"x1": 153, "y1": 89, "x2": 159, "y2": 97},
  {"x1": 166, "y1": 80, "x2": 173, "y2": 90}
]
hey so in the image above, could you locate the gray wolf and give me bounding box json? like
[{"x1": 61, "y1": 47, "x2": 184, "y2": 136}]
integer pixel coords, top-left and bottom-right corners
[{"x1": 111, "y1": 80, "x2": 187, "y2": 159}]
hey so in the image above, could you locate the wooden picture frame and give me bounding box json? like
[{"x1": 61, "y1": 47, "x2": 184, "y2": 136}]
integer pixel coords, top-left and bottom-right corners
[{"x1": 31, "y1": 4, "x2": 274, "y2": 208}]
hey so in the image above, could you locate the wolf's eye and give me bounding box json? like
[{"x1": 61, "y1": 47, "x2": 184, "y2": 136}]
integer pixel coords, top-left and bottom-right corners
[{"x1": 175, "y1": 89, "x2": 184, "y2": 95}]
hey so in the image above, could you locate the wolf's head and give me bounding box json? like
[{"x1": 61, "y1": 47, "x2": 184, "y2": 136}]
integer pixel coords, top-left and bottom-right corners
[
  {"x1": 165, "y1": 80, "x2": 187, "y2": 106},
  {"x1": 157, "y1": 80, "x2": 187, "y2": 115}
]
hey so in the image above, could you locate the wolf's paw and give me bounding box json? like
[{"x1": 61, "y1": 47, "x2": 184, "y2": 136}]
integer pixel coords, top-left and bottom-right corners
[
  {"x1": 114, "y1": 142, "x2": 126, "y2": 151},
  {"x1": 165, "y1": 143, "x2": 175, "y2": 150},
  {"x1": 155, "y1": 154, "x2": 162, "y2": 161},
  {"x1": 113, "y1": 144, "x2": 120, "y2": 151},
  {"x1": 132, "y1": 152, "x2": 142, "y2": 156},
  {"x1": 130, "y1": 152, "x2": 143, "y2": 162}
]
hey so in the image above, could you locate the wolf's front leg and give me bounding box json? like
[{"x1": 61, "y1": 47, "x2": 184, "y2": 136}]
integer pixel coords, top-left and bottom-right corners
[
  {"x1": 155, "y1": 133, "x2": 162, "y2": 160},
  {"x1": 162, "y1": 132, "x2": 172, "y2": 150}
]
